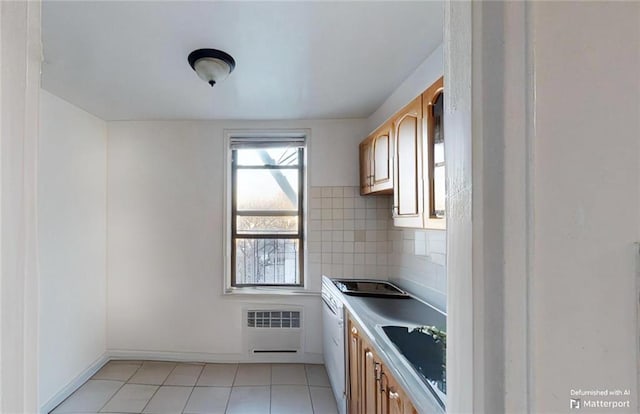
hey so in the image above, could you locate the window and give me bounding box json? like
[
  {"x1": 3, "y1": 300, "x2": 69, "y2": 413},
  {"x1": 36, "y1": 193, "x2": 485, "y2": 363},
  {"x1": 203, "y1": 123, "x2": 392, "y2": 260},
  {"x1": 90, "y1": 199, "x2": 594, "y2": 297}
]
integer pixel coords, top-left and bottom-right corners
[
  {"x1": 430, "y1": 91, "x2": 445, "y2": 218},
  {"x1": 230, "y1": 136, "x2": 305, "y2": 287}
]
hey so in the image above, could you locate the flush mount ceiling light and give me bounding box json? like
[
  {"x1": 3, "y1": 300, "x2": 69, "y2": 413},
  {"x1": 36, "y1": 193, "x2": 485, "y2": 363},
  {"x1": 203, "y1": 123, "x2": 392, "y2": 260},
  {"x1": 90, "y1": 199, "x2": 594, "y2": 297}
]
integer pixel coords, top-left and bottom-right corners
[{"x1": 188, "y1": 48, "x2": 236, "y2": 87}]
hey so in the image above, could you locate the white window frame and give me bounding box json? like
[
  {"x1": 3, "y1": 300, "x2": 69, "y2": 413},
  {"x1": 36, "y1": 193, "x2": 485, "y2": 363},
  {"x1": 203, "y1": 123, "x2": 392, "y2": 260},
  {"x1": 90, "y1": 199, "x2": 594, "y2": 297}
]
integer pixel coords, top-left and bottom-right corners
[{"x1": 222, "y1": 129, "x2": 311, "y2": 295}]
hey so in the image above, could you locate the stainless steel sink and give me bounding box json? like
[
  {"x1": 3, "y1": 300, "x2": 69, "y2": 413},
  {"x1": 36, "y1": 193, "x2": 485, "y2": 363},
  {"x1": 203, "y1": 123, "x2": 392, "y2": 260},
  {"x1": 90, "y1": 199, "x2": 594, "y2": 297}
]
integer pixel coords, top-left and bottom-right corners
[
  {"x1": 381, "y1": 325, "x2": 446, "y2": 408},
  {"x1": 356, "y1": 296, "x2": 445, "y2": 326},
  {"x1": 331, "y1": 279, "x2": 410, "y2": 298}
]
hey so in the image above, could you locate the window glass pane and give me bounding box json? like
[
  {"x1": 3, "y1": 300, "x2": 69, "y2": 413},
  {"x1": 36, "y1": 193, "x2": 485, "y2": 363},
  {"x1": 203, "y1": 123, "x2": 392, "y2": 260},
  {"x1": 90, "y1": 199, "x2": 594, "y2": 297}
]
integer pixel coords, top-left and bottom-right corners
[
  {"x1": 236, "y1": 147, "x2": 299, "y2": 167},
  {"x1": 434, "y1": 142, "x2": 445, "y2": 165},
  {"x1": 432, "y1": 91, "x2": 445, "y2": 219},
  {"x1": 236, "y1": 216, "x2": 298, "y2": 234},
  {"x1": 434, "y1": 166, "x2": 445, "y2": 218},
  {"x1": 237, "y1": 169, "x2": 298, "y2": 211},
  {"x1": 235, "y1": 238, "x2": 300, "y2": 285}
]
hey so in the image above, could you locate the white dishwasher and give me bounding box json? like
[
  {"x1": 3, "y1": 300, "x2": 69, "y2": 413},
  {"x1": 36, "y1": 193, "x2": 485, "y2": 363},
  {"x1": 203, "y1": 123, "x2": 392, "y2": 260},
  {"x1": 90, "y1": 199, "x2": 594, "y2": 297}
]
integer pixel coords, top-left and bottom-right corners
[{"x1": 322, "y1": 276, "x2": 347, "y2": 414}]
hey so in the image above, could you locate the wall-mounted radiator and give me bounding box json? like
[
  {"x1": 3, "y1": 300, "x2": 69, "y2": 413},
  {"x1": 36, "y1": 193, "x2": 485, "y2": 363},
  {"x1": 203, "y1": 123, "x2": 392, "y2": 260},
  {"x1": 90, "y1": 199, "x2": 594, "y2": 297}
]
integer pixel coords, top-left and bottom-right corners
[{"x1": 243, "y1": 306, "x2": 303, "y2": 355}]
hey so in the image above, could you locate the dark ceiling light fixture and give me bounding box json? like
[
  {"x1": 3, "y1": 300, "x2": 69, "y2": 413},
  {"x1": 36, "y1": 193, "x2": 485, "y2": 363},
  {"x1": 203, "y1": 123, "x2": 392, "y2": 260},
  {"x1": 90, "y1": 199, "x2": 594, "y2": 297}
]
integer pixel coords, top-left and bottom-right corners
[{"x1": 188, "y1": 48, "x2": 236, "y2": 87}]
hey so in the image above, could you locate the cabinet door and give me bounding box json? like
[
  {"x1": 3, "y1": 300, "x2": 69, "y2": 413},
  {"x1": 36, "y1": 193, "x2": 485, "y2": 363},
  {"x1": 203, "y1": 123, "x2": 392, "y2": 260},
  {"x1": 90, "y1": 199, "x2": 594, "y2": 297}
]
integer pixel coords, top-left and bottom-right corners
[
  {"x1": 371, "y1": 122, "x2": 393, "y2": 194},
  {"x1": 377, "y1": 367, "x2": 390, "y2": 414},
  {"x1": 387, "y1": 380, "x2": 406, "y2": 414},
  {"x1": 388, "y1": 390, "x2": 403, "y2": 414},
  {"x1": 385, "y1": 372, "x2": 418, "y2": 414},
  {"x1": 348, "y1": 320, "x2": 362, "y2": 414},
  {"x1": 363, "y1": 349, "x2": 378, "y2": 413},
  {"x1": 423, "y1": 77, "x2": 446, "y2": 229},
  {"x1": 392, "y1": 96, "x2": 424, "y2": 228},
  {"x1": 359, "y1": 139, "x2": 373, "y2": 195}
]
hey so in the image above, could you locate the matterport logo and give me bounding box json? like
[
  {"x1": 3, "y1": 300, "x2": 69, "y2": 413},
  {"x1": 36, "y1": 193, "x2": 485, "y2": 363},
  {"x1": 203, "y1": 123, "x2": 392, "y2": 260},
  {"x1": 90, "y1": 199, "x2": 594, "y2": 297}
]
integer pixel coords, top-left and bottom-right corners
[{"x1": 569, "y1": 388, "x2": 631, "y2": 410}]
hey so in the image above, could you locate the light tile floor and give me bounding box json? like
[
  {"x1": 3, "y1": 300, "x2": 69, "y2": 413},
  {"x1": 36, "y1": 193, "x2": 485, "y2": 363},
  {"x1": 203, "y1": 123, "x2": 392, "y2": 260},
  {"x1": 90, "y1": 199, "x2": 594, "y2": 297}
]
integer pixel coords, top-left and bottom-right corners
[{"x1": 51, "y1": 361, "x2": 338, "y2": 414}]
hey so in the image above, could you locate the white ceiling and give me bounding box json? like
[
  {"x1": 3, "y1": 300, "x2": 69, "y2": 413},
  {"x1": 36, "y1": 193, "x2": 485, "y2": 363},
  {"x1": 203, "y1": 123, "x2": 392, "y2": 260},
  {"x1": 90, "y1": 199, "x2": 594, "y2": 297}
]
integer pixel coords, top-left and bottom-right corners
[{"x1": 42, "y1": 1, "x2": 443, "y2": 121}]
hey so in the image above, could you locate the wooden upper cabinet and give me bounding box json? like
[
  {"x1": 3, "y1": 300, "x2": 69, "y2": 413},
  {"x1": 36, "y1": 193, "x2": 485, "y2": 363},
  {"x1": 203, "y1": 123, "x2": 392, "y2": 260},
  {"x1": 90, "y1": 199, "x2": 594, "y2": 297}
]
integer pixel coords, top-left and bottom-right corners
[
  {"x1": 358, "y1": 77, "x2": 446, "y2": 229},
  {"x1": 360, "y1": 122, "x2": 393, "y2": 195},
  {"x1": 359, "y1": 139, "x2": 373, "y2": 195},
  {"x1": 392, "y1": 96, "x2": 424, "y2": 228},
  {"x1": 423, "y1": 77, "x2": 446, "y2": 230},
  {"x1": 371, "y1": 122, "x2": 393, "y2": 193}
]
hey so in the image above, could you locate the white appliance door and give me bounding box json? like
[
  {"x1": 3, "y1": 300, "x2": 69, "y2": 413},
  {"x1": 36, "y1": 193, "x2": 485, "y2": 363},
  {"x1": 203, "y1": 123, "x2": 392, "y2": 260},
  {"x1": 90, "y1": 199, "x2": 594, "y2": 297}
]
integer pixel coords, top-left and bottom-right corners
[{"x1": 322, "y1": 298, "x2": 347, "y2": 414}]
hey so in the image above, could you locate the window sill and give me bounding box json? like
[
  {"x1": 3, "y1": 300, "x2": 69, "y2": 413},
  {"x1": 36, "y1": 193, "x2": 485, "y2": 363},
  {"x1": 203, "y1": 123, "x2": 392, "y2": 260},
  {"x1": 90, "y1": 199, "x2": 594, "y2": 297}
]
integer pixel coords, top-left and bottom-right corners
[{"x1": 223, "y1": 286, "x2": 320, "y2": 296}]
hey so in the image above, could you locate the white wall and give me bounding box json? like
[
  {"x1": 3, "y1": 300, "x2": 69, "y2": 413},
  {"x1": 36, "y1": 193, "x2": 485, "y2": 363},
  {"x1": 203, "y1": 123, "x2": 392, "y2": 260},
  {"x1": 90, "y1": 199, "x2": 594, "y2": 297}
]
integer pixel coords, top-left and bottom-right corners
[
  {"x1": 0, "y1": 1, "x2": 41, "y2": 413},
  {"x1": 530, "y1": 2, "x2": 639, "y2": 412},
  {"x1": 107, "y1": 119, "x2": 365, "y2": 360},
  {"x1": 443, "y1": 1, "x2": 474, "y2": 412},
  {"x1": 366, "y1": 44, "x2": 443, "y2": 135},
  {"x1": 38, "y1": 90, "x2": 108, "y2": 409}
]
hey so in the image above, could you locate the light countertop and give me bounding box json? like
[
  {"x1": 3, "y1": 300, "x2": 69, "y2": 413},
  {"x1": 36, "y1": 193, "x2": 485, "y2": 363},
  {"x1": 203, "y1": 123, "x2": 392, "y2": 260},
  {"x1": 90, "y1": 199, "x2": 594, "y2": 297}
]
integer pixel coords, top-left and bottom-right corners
[{"x1": 323, "y1": 276, "x2": 446, "y2": 413}]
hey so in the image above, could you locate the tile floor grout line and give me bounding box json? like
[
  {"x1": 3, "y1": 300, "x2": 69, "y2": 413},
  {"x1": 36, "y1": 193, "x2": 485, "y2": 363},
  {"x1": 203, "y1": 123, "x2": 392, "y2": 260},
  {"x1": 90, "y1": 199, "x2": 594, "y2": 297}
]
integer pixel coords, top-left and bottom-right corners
[
  {"x1": 110, "y1": 360, "x2": 172, "y2": 414},
  {"x1": 181, "y1": 386, "x2": 197, "y2": 414},
  {"x1": 221, "y1": 385, "x2": 233, "y2": 414},
  {"x1": 161, "y1": 362, "x2": 179, "y2": 386},
  {"x1": 139, "y1": 360, "x2": 177, "y2": 413},
  {"x1": 307, "y1": 384, "x2": 315, "y2": 414},
  {"x1": 229, "y1": 362, "x2": 240, "y2": 387},
  {"x1": 122, "y1": 359, "x2": 144, "y2": 383},
  {"x1": 182, "y1": 361, "x2": 207, "y2": 414},
  {"x1": 91, "y1": 359, "x2": 143, "y2": 414},
  {"x1": 139, "y1": 384, "x2": 162, "y2": 413},
  {"x1": 65, "y1": 361, "x2": 119, "y2": 414},
  {"x1": 192, "y1": 362, "x2": 207, "y2": 387},
  {"x1": 94, "y1": 379, "x2": 128, "y2": 413},
  {"x1": 304, "y1": 364, "x2": 311, "y2": 387},
  {"x1": 175, "y1": 385, "x2": 195, "y2": 414}
]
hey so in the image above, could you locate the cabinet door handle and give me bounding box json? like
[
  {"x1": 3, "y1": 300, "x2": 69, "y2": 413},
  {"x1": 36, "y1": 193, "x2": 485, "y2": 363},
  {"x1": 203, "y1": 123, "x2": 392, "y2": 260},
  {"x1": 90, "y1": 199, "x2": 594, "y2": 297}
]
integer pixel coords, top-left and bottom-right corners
[
  {"x1": 379, "y1": 371, "x2": 387, "y2": 393},
  {"x1": 351, "y1": 326, "x2": 358, "y2": 335},
  {"x1": 389, "y1": 390, "x2": 399, "y2": 400}
]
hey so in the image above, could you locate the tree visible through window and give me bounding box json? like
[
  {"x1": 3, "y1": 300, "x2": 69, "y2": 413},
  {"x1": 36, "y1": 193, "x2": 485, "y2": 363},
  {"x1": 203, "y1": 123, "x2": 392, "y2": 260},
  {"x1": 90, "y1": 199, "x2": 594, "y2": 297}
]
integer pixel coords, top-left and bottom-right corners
[{"x1": 231, "y1": 141, "x2": 304, "y2": 286}]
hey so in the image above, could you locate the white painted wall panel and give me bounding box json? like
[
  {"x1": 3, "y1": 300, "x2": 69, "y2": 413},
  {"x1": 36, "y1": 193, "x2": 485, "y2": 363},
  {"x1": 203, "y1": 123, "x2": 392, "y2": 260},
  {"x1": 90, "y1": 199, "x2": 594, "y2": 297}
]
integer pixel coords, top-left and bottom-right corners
[
  {"x1": 106, "y1": 119, "x2": 365, "y2": 359},
  {"x1": 366, "y1": 44, "x2": 443, "y2": 135},
  {"x1": 530, "y1": 3, "x2": 640, "y2": 412},
  {"x1": 1, "y1": 1, "x2": 41, "y2": 411},
  {"x1": 38, "y1": 90, "x2": 108, "y2": 408}
]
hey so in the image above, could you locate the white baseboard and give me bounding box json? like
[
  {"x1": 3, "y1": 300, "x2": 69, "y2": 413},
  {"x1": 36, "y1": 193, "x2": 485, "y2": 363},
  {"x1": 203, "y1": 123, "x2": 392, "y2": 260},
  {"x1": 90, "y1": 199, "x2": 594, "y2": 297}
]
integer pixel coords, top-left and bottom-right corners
[
  {"x1": 107, "y1": 349, "x2": 324, "y2": 364},
  {"x1": 40, "y1": 352, "x2": 109, "y2": 414}
]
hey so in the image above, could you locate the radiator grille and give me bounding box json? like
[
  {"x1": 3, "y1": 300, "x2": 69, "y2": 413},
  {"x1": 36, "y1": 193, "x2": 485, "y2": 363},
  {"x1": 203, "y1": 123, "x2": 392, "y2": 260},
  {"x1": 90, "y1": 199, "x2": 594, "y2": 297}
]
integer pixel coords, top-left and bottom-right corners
[{"x1": 247, "y1": 310, "x2": 301, "y2": 328}]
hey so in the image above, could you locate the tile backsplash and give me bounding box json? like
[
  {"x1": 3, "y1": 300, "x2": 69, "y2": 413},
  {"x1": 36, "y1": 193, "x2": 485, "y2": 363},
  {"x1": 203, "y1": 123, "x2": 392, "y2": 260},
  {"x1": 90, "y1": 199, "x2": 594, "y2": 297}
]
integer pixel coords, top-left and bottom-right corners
[
  {"x1": 308, "y1": 186, "x2": 391, "y2": 281},
  {"x1": 387, "y1": 227, "x2": 447, "y2": 312},
  {"x1": 308, "y1": 186, "x2": 447, "y2": 312}
]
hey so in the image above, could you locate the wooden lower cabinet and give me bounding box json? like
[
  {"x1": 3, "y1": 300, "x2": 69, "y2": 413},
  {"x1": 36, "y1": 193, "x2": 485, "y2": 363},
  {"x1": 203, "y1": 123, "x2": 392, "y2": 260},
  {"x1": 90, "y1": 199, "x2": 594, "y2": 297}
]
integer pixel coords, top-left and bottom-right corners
[
  {"x1": 348, "y1": 314, "x2": 418, "y2": 414},
  {"x1": 386, "y1": 371, "x2": 419, "y2": 414},
  {"x1": 348, "y1": 319, "x2": 362, "y2": 414}
]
